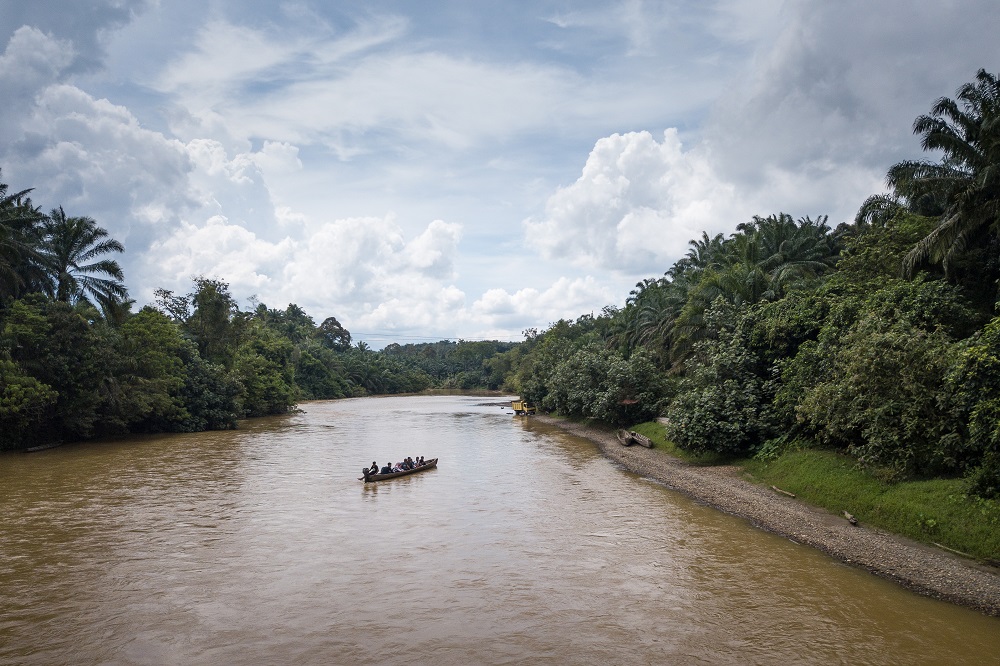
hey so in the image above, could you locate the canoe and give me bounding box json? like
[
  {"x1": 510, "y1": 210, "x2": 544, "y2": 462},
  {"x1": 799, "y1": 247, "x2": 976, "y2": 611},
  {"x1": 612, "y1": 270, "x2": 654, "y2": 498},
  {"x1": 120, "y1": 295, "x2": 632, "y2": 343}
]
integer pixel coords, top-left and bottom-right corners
[
  {"x1": 359, "y1": 458, "x2": 438, "y2": 482},
  {"x1": 630, "y1": 431, "x2": 654, "y2": 448},
  {"x1": 616, "y1": 429, "x2": 634, "y2": 446}
]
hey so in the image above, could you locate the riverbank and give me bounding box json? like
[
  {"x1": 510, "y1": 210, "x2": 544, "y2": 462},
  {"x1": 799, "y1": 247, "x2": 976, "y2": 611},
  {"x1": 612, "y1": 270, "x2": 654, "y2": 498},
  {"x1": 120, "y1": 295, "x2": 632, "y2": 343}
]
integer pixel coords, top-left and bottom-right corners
[{"x1": 537, "y1": 414, "x2": 1000, "y2": 617}]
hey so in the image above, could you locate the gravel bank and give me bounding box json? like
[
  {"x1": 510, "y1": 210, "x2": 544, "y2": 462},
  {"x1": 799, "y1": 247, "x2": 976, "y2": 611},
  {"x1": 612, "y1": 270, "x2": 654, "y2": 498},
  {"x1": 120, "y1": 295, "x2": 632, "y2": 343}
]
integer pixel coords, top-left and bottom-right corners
[{"x1": 537, "y1": 415, "x2": 1000, "y2": 617}]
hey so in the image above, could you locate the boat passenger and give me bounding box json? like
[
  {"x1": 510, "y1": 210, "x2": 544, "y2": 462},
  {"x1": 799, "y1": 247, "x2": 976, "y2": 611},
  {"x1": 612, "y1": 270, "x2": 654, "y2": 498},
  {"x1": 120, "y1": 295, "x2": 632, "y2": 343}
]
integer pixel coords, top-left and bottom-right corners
[
  {"x1": 418, "y1": 456, "x2": 425, "y2": 466},
  {"x1": 368, "y1": 461, "x2": 378, "y2": 475},
  {"x1": 380, "y1": 463, "x2": 393, "y2": 474}
]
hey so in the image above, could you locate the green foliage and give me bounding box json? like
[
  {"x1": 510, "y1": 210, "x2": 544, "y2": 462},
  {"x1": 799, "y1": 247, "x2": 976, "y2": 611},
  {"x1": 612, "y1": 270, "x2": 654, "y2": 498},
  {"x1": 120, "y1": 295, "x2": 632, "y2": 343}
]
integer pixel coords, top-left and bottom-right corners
[
  {"x1": 532, "y1": 344, "x2": 665, "y2": 425},
  {"x1": 795, "y1": 316, "x2": 961, "y2": 477},
  {"x1": 38, "y1": 206, "x2": 127, "y2": 307},
  {"x1": 836, "y1": 213, "x2": 939, "y2": 283},
  {"x1": 294, "y1": 343, "x2": 351, "y2": 400},
  {"x1": 109, "y1": 307, "x2": 191, "y2": 432},
  {"x1": 664, "y1": 302, "x2": 777, "y2": 455},
  {"x1": 175, "y1": 347, "x2": 241, "y2": 431},
  {"x1": 381, "y1": 339, "x2": 519, "y2": 389},
  {"x1": 946, "y1": 316, "x2": 1000, "y2": 497},
  {"x1": 0, "y1": 358, "x2": 57, "y2": 450},
  {"x1": 314, "y1": 315, "x2": 352, "y2": 351},
  {"x1": 669, "y1": 213, "x2": 840, "y2": 365},
  {"x1": 1, "y1": 297, "x2": 107, "y2": 441},
  {"x1": 0, "y1": 169, "x2": 47, "y2": 300},
  {"x1": 782, "y1": 277, "x2": 978, "y2": 478},
  {"x1": 232, "y1": 322, "x2": 296, "y2": 417},
  {"x1": 880, "y1": 69, "x2": 1000, "y2": 303},
  {"x1": 187, "y1": 278, "x2": 245, "y2": 365}
]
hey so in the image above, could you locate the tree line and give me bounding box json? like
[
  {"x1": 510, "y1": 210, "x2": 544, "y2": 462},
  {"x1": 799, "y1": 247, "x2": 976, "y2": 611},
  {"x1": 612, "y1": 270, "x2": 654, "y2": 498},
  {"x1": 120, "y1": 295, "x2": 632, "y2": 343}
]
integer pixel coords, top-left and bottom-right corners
[
  {"x1": 0, "y1": 183, "x2": 513, "y2": 449},
  {"x1": 493, "y1": 69, "x2": 1000, "y2": 499}
]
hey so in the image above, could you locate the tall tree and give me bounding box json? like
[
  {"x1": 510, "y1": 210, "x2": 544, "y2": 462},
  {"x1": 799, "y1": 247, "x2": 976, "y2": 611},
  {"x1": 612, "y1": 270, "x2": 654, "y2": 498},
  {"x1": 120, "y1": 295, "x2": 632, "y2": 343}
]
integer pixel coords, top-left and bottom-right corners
[
  {"x1": 39, "y1": 207, "x2": 127, "y2": 306},
  {"x1": 0, "y1": 171, "x2": 46, "y2": 299},
  {"x1": 885, "y1": 69, "x2": 1000, "y2": 281},
  {"x1": 186, "y1": 278, "x2": 244, "y2": 365},
  {"x1": 671, "y1": 214, "x2": 837, "y2": 365}
]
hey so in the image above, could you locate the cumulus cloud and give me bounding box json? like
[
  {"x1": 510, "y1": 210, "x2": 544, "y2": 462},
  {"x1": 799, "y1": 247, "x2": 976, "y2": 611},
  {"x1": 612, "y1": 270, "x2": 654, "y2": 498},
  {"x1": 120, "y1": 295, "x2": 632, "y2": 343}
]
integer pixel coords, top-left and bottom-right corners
[
  {"x1": 0, "y1": 0, "x2": 150, "y2": 74},
  {"x1": 146, "y1": 215, "x2": 295, "y2": 293},
  {"x1": 0, "y1": 26, "x2": 73, "y2": 94},
  {"x1": 524, "y1": 130, "x2": 738, "y2": 273},
  {"x1": 6, "y1": 83, "x2": 194, "y2": 248},
  {"x1": 473, "y1": 276, "x2": 617, "y2": 329}
]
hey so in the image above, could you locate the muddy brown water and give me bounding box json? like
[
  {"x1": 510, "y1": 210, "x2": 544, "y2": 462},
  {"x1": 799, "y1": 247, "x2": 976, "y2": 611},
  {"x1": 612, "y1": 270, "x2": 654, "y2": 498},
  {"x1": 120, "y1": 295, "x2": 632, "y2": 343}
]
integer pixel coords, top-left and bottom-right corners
[{"x1": 2, "y1": 395, "x2": 998, "y2": 665}]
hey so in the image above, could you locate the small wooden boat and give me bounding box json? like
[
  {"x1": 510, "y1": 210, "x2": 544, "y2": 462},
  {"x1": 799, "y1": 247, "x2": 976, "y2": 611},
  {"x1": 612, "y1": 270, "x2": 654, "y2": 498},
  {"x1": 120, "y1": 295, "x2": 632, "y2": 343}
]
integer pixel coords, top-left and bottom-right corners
[
  {"x1": 616, "y1": 429, "x2": 635, "y2": 446},
  {"x1": 359, "y1": 458, "x2": 438, "y2": 482},
  {"x1": 630, "y1": 431, "x2": 654, "y2": 448},
  {"x1": 24, "y1": 441, "x2": 64, "y2": 453}
]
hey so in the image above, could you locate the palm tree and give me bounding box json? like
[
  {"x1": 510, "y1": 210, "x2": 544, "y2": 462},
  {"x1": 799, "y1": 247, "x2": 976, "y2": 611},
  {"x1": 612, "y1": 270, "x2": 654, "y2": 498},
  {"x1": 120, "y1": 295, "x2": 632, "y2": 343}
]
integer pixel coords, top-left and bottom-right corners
[
  {"x1": 39, "y1": 207, "x2": 127, "y2": 306},
  {"x1": 885, "y1": 69, "x2": 1000, "y2": 278},
  {"x1": 0, "y1": 172, "x2": 47, "y2": 299},
  {"x1": 670, "y1": 214, "x2": 838, "y2": 365}
]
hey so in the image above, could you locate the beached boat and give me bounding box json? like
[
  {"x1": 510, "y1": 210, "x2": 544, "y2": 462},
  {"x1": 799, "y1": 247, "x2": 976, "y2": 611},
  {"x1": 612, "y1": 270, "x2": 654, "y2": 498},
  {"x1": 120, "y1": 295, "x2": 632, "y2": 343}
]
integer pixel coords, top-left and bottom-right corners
[
  {"x1": 630, "y1": 431, "x2": 654, "y2": 448},
  {"x1": 359, "y1": 458, "x2": 438, "y2": 482},
  {"x1": 616, "y1": 429, "x2": 634, "y2": 446}
]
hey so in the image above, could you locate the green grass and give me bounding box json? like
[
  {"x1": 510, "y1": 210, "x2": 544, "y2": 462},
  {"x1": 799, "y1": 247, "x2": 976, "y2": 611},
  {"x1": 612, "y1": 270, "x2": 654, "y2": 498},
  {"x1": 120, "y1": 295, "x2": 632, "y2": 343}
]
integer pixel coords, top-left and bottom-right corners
[
  {"x1": 743, "y1": 450, "x2": 1000, "y2": 562},
  {"x1": 629, "y1": 421, "x2": 732, "y2": 465},
  {"x1": 630, "y1": 421, "x2": 1000, "y2": 563}
]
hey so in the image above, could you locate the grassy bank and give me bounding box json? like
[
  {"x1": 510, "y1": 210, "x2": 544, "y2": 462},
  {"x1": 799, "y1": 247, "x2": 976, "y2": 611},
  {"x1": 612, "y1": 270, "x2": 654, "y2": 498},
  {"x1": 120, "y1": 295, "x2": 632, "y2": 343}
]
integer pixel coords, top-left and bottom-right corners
[{"x1": 631, "y1": 422, "x2": 1000, "y2": 563}]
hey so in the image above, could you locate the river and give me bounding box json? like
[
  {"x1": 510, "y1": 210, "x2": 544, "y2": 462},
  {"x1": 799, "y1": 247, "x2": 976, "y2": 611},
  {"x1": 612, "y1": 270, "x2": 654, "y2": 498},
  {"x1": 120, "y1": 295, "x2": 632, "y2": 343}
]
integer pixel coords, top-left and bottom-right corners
[{"x1": 1, "y1": 395, "x2": 998, "y2": 665}]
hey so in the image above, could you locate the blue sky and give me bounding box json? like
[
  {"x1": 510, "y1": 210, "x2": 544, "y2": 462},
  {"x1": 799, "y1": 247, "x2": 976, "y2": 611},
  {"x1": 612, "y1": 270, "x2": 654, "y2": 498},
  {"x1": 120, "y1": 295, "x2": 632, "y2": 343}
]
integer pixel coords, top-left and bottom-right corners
[{"x1": 1, "y1": 1, "x2": 997, "y2": 346}]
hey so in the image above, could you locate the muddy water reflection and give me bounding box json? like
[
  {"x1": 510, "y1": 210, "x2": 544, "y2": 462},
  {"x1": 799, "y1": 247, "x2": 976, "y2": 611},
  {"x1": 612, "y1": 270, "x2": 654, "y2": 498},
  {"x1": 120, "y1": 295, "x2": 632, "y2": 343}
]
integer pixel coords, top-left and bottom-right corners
[{"x1": 1, "y1": 395, "x2": 998, "y2": 664}]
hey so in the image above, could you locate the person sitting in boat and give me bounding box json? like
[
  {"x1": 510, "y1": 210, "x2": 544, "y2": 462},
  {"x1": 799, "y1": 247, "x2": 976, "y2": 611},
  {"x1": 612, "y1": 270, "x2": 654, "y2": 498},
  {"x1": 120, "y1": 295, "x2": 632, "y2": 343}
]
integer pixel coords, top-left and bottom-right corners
[
  {"x1": 380, "y1": 462, "x2": 393, "y2": 474},
  {"x1": 417, "y1": 456, "x2": 425, "y2": 466},
  {"x1": 367, "y1": 461, "x2": 378, "y2": 475}
]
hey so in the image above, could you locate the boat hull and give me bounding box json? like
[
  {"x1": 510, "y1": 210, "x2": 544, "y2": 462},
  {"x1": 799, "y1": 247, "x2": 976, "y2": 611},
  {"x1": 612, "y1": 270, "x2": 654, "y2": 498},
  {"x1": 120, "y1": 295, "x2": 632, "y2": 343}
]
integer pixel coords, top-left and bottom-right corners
[{"x1": 360, "y1": 458, "x2": 438, "y2": 482}]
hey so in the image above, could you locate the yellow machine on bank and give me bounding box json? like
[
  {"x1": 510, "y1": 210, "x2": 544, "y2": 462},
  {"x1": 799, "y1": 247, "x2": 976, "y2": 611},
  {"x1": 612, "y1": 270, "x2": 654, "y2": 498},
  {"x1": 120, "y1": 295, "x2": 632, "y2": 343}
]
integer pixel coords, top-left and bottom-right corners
[{"x1": 511, "y1": 400, "x2": 537, "y2": 415}]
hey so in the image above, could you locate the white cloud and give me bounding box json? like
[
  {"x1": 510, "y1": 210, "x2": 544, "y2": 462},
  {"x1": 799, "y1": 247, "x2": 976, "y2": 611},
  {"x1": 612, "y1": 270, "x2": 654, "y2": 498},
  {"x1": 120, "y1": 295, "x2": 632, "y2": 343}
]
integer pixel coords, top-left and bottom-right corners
[
  {"x1": 524, "y1": 130, "x2": 738, "y2": 273},
  {"x1": 0, "y1": 27, "x2": 75, "y2": 143},
  {"x1": 249, "y1": 141, "x2": 303, "y2": 176},
  {"x1": 146, "y1": 215, "x2": 295, "y2": 293},
  {"x1": 0, "y1": 25, "x2": 73, "y2": 90},
  {"x1": 473, "y1": 276, "x2": 617, "y2": 329},
  {"x1": 164, "y1": 45, "x2": 582, "y2": 153},
  {"x1": 400, "y1": 220, "x2": 461, "y2": 278},
  {"x1": 7, "y1": 82, "x2": 194, "y2": 245},
  {"x1": 156, "y1": 20, "x2": 294, "y2": 96}
]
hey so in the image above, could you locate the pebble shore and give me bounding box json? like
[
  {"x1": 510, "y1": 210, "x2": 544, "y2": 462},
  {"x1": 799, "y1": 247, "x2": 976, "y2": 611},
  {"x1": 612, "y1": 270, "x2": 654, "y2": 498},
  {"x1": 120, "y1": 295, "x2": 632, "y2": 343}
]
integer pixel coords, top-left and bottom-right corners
[{"x1": 537, "y1": 415, "x2": 1000, "y2": 617}]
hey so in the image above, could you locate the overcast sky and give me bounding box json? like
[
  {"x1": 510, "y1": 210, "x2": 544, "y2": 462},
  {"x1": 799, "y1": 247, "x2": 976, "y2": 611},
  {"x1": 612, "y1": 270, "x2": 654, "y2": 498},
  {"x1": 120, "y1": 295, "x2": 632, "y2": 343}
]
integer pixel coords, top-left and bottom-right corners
[{"x1": 1, "y1": 1, "x2": 997, "y2": 346}]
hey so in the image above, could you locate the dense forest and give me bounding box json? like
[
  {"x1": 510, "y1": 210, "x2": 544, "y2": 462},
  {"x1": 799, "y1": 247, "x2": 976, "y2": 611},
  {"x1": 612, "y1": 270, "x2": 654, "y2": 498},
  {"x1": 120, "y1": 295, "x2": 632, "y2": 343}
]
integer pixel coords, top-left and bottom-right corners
[
  {"x1": 495, "y1": 69, "x2": 1000, "y2": 500},
  {"x1": 0, "y1": 198, "x2": 511, "y2": 449},
  {"x1": 3, "y1": 69, "x2": 999, "y2": 501}
]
